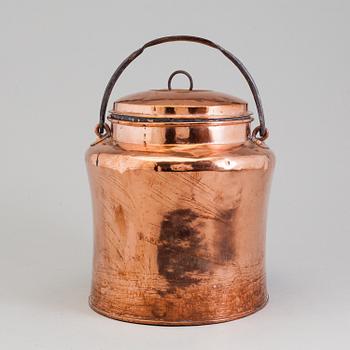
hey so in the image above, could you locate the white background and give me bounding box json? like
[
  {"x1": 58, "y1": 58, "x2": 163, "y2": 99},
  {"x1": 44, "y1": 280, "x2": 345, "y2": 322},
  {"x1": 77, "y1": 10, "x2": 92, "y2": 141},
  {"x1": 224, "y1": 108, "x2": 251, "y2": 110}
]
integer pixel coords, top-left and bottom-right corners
[{"x1": 1, "y1": 0, "x2": 349, "y2": 349}]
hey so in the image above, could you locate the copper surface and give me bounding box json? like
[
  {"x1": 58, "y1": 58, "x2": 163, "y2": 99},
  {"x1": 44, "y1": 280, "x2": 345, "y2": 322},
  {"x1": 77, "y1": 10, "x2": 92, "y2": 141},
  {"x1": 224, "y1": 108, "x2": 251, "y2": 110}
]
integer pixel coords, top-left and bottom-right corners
[
  {"x1": 86, "y1": 118, "x2": 274, "y2": 325},
  {"x1": 108, "y1": 119, "x2": 252, "y2": 150},
  {"x1": 112, "y1": 89, "x2": 250, "y2": 119},
  {"x1": 89, "y1": 35, "x2": 273, "y2": 325}
]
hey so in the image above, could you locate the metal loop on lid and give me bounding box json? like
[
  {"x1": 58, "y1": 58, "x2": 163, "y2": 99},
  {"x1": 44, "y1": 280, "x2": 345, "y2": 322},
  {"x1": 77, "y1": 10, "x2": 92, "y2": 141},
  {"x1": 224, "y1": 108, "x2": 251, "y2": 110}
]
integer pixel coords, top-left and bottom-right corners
[{"x1": 168, "y1": 70, "x2": 193, "y2": 91}]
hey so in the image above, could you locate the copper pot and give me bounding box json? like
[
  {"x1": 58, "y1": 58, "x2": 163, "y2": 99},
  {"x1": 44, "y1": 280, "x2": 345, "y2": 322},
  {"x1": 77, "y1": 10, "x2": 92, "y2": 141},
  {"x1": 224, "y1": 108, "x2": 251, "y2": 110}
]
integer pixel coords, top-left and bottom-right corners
[{"x1": 86, "y1": 36, "x2": 275, "y2": 325}]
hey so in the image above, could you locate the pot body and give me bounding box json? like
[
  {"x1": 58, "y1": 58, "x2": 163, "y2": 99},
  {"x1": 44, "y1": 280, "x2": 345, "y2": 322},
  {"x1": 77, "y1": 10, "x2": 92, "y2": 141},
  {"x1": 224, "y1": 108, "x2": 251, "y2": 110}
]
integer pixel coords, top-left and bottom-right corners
[{"x1": 86, "y1": 120, "x2": 274, "y2": 325}]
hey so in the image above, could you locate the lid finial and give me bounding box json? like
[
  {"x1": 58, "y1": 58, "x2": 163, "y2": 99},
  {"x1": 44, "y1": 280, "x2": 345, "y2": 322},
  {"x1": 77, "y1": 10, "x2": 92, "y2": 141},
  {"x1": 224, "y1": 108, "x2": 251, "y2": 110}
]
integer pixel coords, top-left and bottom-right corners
[{"x1": 167, "y1": 70, "x2": 193, "y2": 91}]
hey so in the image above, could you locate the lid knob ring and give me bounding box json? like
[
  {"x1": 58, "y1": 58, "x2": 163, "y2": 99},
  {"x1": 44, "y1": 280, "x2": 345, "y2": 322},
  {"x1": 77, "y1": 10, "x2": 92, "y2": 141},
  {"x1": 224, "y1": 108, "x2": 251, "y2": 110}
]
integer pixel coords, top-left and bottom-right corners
[{"x1": 167, "y1": 70, "x2": 193, "y2": 91}]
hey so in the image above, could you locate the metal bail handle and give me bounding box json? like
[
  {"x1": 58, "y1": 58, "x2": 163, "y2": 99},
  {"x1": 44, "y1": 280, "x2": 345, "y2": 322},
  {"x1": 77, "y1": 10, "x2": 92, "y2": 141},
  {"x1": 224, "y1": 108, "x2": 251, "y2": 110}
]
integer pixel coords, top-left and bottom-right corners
[{"x1": 97, "y1": 35, "x2": 268, "y2": 140}]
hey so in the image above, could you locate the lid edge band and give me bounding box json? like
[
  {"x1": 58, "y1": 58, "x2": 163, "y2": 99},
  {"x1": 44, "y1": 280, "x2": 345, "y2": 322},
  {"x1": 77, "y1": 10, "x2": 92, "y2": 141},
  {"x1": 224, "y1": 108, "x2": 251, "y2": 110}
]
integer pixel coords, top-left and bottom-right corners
[{"x1": 109, "y1": 114, "x2": 253, "y2": 123}]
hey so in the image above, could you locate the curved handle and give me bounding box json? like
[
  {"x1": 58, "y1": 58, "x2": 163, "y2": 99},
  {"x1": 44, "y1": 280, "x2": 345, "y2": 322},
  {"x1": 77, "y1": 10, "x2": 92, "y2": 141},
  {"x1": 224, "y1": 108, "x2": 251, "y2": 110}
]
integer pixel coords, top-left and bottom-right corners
[{"x1": 98, "y1": 35, "x2": 268, "y2": 139}]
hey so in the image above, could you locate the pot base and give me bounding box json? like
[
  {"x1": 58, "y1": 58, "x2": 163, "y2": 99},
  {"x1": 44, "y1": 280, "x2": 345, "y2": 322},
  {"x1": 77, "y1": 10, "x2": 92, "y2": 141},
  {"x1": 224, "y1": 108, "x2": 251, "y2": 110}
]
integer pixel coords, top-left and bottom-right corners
[{"x1": 89, "y1": 296, "x2": 269, "y2": 326}]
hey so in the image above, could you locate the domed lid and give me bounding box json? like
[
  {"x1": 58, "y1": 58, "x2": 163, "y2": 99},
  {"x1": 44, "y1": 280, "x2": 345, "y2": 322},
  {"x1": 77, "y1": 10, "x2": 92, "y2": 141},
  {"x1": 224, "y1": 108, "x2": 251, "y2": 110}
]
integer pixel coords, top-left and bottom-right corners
[
  {"x1": 109, "y1": 70, "x2": 252, "y2": 123},
  {"x1": 110, "y1": 89, "x2": 252, "y2": 122}
]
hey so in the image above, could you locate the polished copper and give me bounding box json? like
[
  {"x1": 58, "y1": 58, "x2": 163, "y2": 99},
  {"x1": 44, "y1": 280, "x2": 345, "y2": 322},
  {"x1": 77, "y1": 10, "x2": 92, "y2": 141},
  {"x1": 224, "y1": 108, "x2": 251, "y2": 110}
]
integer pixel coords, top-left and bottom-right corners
[
  {"x1": 112, "y1": 89, "x2": 250, "y2": 119},
  {"x1": 109, "y1": 120, "x2": 251, "y2": 150},
  {"x1": 86, "y1": 35, "x2": 274, "y2": 325}
]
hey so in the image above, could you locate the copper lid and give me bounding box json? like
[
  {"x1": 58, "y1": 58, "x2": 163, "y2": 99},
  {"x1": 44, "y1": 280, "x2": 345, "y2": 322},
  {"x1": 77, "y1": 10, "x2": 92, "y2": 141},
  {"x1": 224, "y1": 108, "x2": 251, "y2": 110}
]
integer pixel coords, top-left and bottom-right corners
[{"x1": 110, "y1": 89, "x2": 252, "y2": 123}]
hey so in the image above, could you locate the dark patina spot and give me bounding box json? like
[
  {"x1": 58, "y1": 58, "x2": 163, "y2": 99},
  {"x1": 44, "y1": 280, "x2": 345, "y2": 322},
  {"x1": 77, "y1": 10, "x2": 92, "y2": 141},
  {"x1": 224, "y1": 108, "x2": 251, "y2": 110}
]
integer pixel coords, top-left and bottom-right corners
[
  {"x1": 157, "y1": 209, "x2": 209, "y2": 290},
  {"x1": 165, "y1": 107, "x2": 176, "y2": 114},
  {"x1": 189, "y1": 127, "x2": 210, "y2": 143},
  {"x1": 164, "y1": 128, "x2": 176, "y2": 144},
  {"x1": 214, "y1": 209, "x2": 236, "y2": 263}
]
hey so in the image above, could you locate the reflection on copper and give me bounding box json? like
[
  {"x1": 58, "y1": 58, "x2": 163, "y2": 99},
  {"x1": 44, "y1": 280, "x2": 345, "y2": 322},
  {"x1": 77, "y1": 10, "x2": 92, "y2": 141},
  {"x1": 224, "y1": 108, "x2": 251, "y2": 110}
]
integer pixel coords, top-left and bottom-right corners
[
  {"x1": 87, "y1": 35, "x2": 273, "y2": 325},
  {"x1": 86, "y1": 116, "x2": 275, "y2": 325},
  {"x1": 112, "y1": 89, "x2": 250, "y2": 118},
  {"x1": 109, "y1": 119, "x2": 252, "y2": 150}
]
